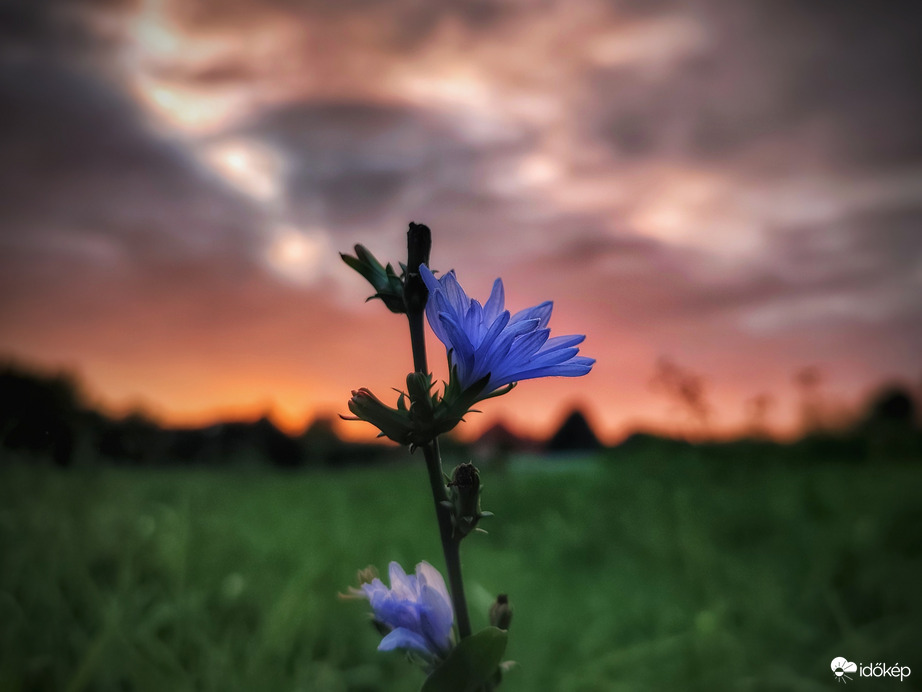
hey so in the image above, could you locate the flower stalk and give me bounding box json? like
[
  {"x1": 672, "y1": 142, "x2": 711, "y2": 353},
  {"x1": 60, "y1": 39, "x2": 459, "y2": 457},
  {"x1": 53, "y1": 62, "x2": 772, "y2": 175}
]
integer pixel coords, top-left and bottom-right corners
[
  {"x1": 343, "y1": 222, "x2": 594, "y2": 687},
  {"x1": 405, "y1": 222, "x2": 474, "y2": 641}
]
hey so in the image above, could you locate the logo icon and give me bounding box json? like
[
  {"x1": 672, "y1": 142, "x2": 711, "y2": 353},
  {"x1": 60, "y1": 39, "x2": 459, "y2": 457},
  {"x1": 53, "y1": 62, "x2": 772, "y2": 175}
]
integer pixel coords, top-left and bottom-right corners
[{"x1": 832, "y1": 657, "x2": 858, "y2": 683}]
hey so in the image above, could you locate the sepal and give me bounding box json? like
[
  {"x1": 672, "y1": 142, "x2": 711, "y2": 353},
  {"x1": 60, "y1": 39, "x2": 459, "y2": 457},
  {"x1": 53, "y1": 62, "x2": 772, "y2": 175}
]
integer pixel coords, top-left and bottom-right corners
[
  {"x1": 346, "y1": 374, "x2": 466, "y2": 448},
  {"x1": 435, "y1": 365, "x2": 517, "y2": 436}
]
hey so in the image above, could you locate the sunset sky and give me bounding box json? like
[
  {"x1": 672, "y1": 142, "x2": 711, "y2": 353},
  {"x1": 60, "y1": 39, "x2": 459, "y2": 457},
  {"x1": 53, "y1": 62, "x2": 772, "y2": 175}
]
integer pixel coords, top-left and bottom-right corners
[{"x1": 1, "y1": 0, "x2": 920, "y2": 443}]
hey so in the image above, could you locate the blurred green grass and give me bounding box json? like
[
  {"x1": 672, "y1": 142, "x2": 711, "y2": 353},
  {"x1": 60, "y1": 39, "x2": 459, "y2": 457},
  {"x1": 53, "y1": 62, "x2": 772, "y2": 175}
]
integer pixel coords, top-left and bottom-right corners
[{"x1": 1, "y1": 451, "x2": 920, "y2": 691}]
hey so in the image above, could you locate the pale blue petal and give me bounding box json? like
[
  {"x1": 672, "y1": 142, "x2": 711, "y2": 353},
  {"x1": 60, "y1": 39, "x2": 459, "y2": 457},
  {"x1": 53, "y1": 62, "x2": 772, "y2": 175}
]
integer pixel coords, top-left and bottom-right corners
[
  {"x1": 360, "y1": 578, "x2": 388, "y2": 601},
  {"x1": 378, "y1": 627, "x2": 434, "y2": 658},
  {"x1": 425, "y1": 303, "x2": 450, "y2": 346},
  {"x1": 388, "y1": 562, "x2": 416, "y2": 601},
  {"x1": 369, "y1": 594, "x2": 419, "y2": 632},
  {"x1": 511, "y1": 358, "x2": 596, "y2": 382},
  {"x1": 419, "y1": 584, "x2": 454, "y2": 653},
  {"x1": 419, "y1": 264, "x2": 441, "y2": 294},
  {"x1": 522, "y1": 345, "x2": 580, "y2": 368},
  {"x1": 465, "y1": 299, "x2": 485, "y2": 343},
  {"x1": 510, "y1": 301, "x2": 553, "y2": 328},
  {"x1": 542, "y1": 334, "x2": 586, "y2": 350},
  {"x1": 440, "y1": 313, "x2": 476, "y2": 379},
  {"x1": 482, "y1": 278, "x2": 505, "y2": 323},
  {"x1": 475, "y1": 309, "x2": 511, "y2": 357},
  {"x1": 416, "y1": 561, "x2": 452, "y2": 610},
  {"x1": 508, "y1": 328, "x2": 550, "y2": 360},
  {"x1": 440, "y1": 271, "x2": 470, "y2": 315}
]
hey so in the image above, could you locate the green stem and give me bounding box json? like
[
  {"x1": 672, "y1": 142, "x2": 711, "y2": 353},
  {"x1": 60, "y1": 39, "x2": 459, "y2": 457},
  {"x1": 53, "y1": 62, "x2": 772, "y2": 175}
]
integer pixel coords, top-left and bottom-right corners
[
  {"x1": 421, "y1": 440, "x2": 473, "y2": 640},
  {"x1": 407, "y1": 310, "x2": 430, "y2": 376},
  {"x1": 407, "y1": 309, "x2": 473, "y2": 640}
]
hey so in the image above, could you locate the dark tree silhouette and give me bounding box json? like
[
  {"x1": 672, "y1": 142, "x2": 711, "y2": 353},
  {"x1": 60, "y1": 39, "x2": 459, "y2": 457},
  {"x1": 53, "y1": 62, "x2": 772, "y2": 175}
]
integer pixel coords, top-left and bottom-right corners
[
  {"x1": 864, "y1": 386, "x2": 917, "y2": 425},
  {"x1": 546, "y1": 409, "x2": 602, "y2": 453},
  {"x1": 859, "y1": 384, "x2": 920, "y2": 462},
  {"x1": 0, "y1": 364, "x2": 82, "y2": 466}
]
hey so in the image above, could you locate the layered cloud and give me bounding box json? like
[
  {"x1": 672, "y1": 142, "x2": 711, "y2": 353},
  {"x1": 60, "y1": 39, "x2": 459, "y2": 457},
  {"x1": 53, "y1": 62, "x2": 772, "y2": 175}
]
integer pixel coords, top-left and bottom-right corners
[{"x1": 1, "y1": 0, "x2": 919, "y2": 438}]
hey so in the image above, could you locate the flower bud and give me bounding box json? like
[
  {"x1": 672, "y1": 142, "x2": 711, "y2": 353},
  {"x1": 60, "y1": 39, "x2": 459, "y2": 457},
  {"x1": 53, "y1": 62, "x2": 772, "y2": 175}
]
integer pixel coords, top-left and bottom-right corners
[
  {"x1": 346, "y1": 388, "x2": 415, "y2": 445},
  {"x1": 406, "y1": 371, "x2": 436, "y2": 425},
  {"x1": 489, "y1": 594, "x2": 513, "y2": 630},
  {"x1": 404, "y1": 222, "x2": 431, "y2": 315},
  {"x1": 340, "y1": 244, "x2": 406, "y2": 313},
  {"x1": 447, "y1": 463, "x2": 492, "y2": 539}
]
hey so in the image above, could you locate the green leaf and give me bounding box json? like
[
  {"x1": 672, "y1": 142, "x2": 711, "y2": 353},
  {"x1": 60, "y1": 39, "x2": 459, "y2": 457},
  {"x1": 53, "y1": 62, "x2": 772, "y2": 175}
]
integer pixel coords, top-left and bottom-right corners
[{"x1": 421, "y1": 627, "x2": 508, "y2": 692}]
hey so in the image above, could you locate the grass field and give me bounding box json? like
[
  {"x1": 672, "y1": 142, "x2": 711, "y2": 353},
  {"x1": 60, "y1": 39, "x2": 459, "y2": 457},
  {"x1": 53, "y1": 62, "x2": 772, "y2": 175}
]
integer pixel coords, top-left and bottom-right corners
[{"x1": 1, "y1": 450, "x2": 920, "y2": 691}]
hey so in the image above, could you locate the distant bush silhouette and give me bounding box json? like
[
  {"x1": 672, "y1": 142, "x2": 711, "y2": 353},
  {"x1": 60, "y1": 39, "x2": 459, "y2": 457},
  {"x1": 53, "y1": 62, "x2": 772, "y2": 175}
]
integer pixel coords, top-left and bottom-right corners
[
  {"x1": 864, "y1": 386, "x2": 917, "y2": 425},
  {"x1": 0, "y1": 363, "x2": 395, "y2": 467},
  {"x1": 4, "y1": 362, "x2": 918, "y2": 467},
  {"x1": 546, "y1": 409, "x2": 602, "y2": 453},
  {"x1": 0, "y1": 364, "x2": 83, "y2": 466},
  {"x1": 96, "y1": 412, "x2": 164, "y2": 464},
  {"x1": 858, "y1": 384, "x2": 921, "y2": 462},
  {"x1": 300, "y1": 416, "x2": 342, "y2": 465}
]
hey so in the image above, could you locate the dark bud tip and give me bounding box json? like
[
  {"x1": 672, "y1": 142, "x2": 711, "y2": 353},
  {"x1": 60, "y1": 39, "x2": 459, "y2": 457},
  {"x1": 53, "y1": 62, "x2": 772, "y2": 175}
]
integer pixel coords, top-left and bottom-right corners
[
  {"x1": 407, "y1": 222, "x2": 432, "y2": 270},
  {"x1": 448, "y1": 462, "x2": 484, "y2": 539},
  {"x1": 489, "y1": 593, "x2": 513, "y2": 630},
  {"x1": 405, "y1": 222, "x2": 432, "y2": 314},
  {"x1": 449, "y1": 462, "x2": 479, "y2": 490}
]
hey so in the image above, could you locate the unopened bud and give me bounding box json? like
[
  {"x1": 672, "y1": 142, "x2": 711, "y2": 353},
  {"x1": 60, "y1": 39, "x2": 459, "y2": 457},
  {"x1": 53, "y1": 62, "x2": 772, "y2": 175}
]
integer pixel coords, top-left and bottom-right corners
[
  {"x1": 489, "y1": 594, "x2": 513, "y2": 630},
  {"x1": 346, "y1": 388, "x2": 414, "y2": 445},
  {"x1": 404, "y1": 222, "x2": 431, "y2": 314},
  {"x1": 340, "y1": 244, "x2": 406, "y2": 313},
  {"x1": 406, "y1": 372, "x2": 436, "y2": 424},
  {"x1": 448, "y1": 462, "x2": 492, "y2": 539}
]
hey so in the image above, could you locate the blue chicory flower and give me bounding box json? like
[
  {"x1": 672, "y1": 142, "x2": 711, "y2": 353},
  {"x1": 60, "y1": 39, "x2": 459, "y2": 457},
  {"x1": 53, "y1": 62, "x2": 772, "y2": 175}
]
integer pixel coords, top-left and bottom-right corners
[
  {"x1": 359, "y1": 561, "x2": 454, "y2": 661},
  {"x1": 420, "y1": 264, "x2": 594, "y2": 397}
]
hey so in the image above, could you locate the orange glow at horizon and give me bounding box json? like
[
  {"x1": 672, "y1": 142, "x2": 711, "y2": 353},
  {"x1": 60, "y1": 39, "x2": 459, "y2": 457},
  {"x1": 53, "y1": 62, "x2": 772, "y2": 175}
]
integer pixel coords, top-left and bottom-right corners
[{"x1": 71, "y1": 347, "x2": 819, "y2": 447}]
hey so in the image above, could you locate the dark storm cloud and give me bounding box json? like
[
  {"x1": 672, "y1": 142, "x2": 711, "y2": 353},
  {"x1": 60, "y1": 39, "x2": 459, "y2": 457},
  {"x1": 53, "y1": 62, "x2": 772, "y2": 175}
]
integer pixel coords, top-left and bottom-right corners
[
  {"x1": 761, "y1": 205, "x2": 922, "y2": 319},
  {"x1": 592, "y1": 0, "x2": 922, "y2": 167},
  {"x1": 237, "y1": 97, "x2": 533, "y2": 251},
  {"x1": 0, "y1": 0, "x2": 125, "y2": 59},
  {"x1": 240, "y1": 100, "x2": 445, "y2": 228},
  {"x1": 0, "y1": 56, "x2": 275, "y2": 348},
  {"x1": 542, "y1": 196, "x2": 922, "y2": 336},
  {"x1": 170, "y1": 0, "x2": 510, "y2": 37},
  {"x1": 0, "y1": 60, "x2": 262, "y2": 259}
]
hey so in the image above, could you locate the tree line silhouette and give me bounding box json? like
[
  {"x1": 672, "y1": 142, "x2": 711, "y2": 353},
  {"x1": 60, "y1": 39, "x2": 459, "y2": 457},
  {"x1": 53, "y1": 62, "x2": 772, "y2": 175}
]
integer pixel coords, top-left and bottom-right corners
[{"x1": 1, "y1": 362, "x2": 919, "y2": 467}]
